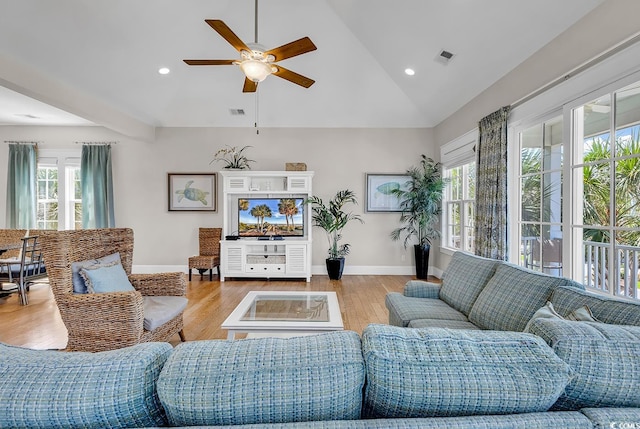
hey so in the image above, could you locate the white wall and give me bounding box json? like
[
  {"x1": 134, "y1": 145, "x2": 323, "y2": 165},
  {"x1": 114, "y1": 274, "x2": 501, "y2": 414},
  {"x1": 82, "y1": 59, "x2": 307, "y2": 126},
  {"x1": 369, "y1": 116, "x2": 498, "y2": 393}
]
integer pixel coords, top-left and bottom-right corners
[{"x1": 0, "y1": 125, "x2": 437, "y2": 275}]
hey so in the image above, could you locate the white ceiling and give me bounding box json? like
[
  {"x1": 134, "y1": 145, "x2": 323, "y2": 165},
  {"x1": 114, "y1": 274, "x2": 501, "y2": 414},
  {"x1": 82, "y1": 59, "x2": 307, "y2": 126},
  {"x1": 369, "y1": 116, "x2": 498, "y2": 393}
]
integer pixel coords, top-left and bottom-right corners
[{"x1": 0, "y1": 0, "x2": 604, "y2": 131}]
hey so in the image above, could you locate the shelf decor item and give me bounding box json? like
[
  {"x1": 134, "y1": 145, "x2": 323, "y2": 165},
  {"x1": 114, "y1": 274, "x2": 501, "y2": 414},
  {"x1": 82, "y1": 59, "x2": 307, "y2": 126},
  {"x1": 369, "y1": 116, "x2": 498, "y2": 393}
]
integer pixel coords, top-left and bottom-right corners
[
  {"x1": 306, "y1": 190, "x2": 364, "y2": 280},
  {"x1": 390, "y1": 155, "x2": 449, "y2": 279},
  {"x1": 210, "y1": 145, "x2": 255, "y2": 170},
  {"x1": 168, "y1": 173, "x2": 217, "y2": 212}
]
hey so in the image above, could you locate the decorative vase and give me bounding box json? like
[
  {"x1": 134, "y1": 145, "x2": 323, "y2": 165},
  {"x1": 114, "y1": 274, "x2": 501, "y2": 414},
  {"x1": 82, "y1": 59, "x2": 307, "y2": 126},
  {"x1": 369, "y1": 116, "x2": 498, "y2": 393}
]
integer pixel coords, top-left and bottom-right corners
[
  {"x1": 414, "y1": 244, "x2": 431, "y2": 279},
  {"x1": 326, "y1": 257, "x2": 345, "y2": 280}
]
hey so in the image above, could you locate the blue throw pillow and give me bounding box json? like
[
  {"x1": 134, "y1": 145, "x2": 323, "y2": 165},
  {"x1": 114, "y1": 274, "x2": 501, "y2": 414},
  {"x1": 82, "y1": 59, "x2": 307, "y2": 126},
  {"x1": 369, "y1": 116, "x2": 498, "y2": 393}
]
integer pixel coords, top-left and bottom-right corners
[
  {"x1": 71, "y1": 252, "x2": 122, "y2": 294},
  {"x1": 80, "y1": 262, "x2": 135, "y2": 293}
]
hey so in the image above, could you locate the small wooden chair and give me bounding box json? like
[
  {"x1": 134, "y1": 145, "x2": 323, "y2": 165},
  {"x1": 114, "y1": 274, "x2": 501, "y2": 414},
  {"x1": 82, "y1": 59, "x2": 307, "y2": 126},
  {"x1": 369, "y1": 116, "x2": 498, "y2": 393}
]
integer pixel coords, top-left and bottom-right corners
[{"x1": 188, "y1": 228, "x2": 222, "y2": 281}]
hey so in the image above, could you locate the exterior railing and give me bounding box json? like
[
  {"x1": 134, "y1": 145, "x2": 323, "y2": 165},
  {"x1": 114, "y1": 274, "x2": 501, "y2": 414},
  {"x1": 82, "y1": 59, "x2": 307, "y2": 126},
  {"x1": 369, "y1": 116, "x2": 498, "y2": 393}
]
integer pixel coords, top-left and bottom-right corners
[
  {"x1": 520, "y1": 238, "x2": 640, "y2": 301},
  {"x1": 584, "y1": 240, "x2": 640, "y2": 300}
]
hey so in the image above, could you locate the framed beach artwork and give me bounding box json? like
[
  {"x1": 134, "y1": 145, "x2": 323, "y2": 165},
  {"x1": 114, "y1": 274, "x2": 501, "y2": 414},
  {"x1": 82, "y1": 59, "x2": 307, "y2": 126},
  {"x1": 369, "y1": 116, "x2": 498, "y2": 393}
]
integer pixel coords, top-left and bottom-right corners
[
  {"x1": 365, "y1": 173, "x2": 410, "y2": 212},
  {"x1": 168, "y1": 173, "x2": 217, "y2": 212}
]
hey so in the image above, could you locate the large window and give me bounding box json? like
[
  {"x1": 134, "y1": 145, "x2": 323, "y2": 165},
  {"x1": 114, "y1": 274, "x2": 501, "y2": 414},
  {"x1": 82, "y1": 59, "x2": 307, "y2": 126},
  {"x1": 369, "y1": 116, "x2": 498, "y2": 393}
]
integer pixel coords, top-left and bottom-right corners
[
  {"x1": 515, "y1": 114, "x2": 564, "y2": 276},
  {"x1": 512, "y1": 79, "x2": 640, "y2": 300},
  {"x1": 441, "y1": 130, "x2": 477, "y2": 254},
  {"x1": 570, "y1": 81, "x2": 640, "y2": 299},
  {"x1": 444, "y1": 162, "x2": 475, "y2": 253},
  {"x1": 37, "y1": 151, "x2": 82, "y2": 230}
]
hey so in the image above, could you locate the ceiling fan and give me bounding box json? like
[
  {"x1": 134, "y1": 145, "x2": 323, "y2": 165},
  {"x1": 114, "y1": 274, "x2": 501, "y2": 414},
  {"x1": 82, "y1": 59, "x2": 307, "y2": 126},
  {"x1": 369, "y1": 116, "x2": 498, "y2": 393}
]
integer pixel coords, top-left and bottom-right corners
[{"x1": 183, "y1": 0, "x2": 317, "y2": 93}]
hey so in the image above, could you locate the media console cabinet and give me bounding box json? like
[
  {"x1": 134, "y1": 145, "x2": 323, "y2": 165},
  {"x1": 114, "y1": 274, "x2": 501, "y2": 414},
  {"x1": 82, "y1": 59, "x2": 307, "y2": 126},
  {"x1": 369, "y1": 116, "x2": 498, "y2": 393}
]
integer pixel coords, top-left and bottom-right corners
[{"x1": 219, "y1": 170, "x2": 314, "y2": 282}]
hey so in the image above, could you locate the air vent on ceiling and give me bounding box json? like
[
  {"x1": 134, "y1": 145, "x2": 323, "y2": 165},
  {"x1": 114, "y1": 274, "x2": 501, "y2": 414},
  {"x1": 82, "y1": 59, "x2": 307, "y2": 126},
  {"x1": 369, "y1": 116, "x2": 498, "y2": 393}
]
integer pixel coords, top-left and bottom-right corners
[
  {"x1": 435, "y1": 49, "x2": 455, "y2": 65},
  {"x1": 229, "y1": 108, "x2": 245, "y2": 116}
]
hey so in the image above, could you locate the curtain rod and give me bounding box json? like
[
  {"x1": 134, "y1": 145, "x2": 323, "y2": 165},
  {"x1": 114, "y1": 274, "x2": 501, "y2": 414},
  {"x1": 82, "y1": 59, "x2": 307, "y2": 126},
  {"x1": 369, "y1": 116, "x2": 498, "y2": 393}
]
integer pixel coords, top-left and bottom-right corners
[
  {"x1": 74, "y1": 141, "x2": 118, "y2": 145},
  {"x1": 4, "y1": 140, "x2": 40, "y2": 145},
  {"x1": 511, "y1": 31, "x2": 640, "y2": 109}
]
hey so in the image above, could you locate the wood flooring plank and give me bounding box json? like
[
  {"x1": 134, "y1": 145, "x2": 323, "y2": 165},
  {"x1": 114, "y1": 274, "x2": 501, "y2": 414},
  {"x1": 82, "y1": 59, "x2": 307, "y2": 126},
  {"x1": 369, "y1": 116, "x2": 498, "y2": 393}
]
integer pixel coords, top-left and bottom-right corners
[{"x1": 0, "y1": 274, "x2": 437, "y2": 350}]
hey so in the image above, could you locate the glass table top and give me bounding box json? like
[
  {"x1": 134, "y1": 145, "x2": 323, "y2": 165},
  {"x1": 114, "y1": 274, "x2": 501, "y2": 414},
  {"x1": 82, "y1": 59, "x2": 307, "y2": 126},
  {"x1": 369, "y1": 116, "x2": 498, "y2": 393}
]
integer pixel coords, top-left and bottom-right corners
[{"x1": 240, "y1": 294, "x2": 330, "y2": 322}]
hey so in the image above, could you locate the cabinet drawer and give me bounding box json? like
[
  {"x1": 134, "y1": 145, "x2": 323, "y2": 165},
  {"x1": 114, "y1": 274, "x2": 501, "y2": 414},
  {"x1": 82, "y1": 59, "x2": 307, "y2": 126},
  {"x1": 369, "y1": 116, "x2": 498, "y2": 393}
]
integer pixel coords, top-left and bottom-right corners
[{"x1": 246, "y1": 264, "x2": 286, "y2": 273}]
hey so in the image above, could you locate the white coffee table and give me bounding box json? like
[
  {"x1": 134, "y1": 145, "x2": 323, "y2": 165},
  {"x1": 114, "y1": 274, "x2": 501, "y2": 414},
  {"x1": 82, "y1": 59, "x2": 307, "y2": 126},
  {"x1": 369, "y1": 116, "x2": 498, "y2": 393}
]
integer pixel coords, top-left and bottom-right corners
[{"x1": 221, "y1": 291, "x2": 344, "y2": 340}]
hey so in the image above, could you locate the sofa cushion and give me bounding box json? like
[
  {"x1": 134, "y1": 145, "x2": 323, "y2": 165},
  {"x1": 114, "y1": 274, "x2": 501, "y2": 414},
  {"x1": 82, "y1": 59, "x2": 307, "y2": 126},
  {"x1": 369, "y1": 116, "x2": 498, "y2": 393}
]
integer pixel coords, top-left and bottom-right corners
[
  {"x1": 523, "y1": 301, "x2": 564, "y2": 332},
  {"x1": 202, "y1": 412, "x2": 592, "y2": 428},
  {"x1": 439, "y1": 251, "x2": 501, "y2": 316},
  {"x1": 143, "y1": 296, "x2": 188, "y2": 331},
  {"x1": 404, "y1": 280, "x2": 441, "y2": 298},
  {"x1": 157, "y1": 331, "x2": 365, "y2": 426},
  {"x1": 0, "y1": 341, "x2": 171, "y2": 429},
  {"x1": 566, "y1": 305, "x2": 600, "y2": 322},
  {"x1": 408, "y1": 319, "x2": 481, "y2": 330},
  {"x1": 528, "y1": 318, "x2": 640, "y2": 410},
  {"x1": 468, "y1": 263, "x2": 571, "y2": 331},
  {"x1": 385, "y1": 292, "x2": 469, "y2": 327},
  {"x1": 361, "y1": 324, "x2": 572, "y2": 418},
  {"x1": 579, "y1": 408, "x2": 640, "y2": 429},
  {"x1": 550, "y1": 285, "x2": 640, "y2": 326}
]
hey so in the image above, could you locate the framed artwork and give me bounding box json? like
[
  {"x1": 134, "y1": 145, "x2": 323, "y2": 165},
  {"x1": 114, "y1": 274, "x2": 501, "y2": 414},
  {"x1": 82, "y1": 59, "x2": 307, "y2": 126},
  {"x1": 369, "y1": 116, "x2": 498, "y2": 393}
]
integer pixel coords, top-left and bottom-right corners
[
  {"x1": 168, "y1": 173, "x2": 217, "y2": 211},
  {"x1": 365, "y1": 173, "x2": 410, "y2": 212}
]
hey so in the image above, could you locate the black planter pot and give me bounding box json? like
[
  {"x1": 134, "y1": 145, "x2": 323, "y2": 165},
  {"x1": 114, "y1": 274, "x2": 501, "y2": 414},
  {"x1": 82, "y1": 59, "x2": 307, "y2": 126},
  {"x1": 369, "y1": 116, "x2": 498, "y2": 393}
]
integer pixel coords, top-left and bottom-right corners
[
  {"x1": 414, "y1": 244, "x2": 431, "y2": 279},
  {"x1": 326, "y1": 258, "x2": 345, "y2": 280}
]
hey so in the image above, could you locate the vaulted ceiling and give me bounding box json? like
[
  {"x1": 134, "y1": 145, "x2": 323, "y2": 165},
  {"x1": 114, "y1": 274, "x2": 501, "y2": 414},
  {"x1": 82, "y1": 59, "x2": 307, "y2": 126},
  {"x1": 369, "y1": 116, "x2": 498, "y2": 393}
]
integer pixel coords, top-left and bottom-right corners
[{"x1": 0, "y1": 0, "x2": 604, "y2": 133}]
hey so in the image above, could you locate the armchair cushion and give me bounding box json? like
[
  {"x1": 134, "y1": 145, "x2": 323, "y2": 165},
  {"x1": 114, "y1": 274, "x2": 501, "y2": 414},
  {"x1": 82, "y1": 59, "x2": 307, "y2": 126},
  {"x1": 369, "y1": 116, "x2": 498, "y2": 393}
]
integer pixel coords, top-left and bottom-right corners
[
  {"x1": 143, "y1": 296, "x2": 188, "y2": 331},
  {"x1": 80, "y1": 262, "x2": 135, "y2": 293},
  {"x1": 71, "y1": 252, "x2": 121, "y2": 293}
]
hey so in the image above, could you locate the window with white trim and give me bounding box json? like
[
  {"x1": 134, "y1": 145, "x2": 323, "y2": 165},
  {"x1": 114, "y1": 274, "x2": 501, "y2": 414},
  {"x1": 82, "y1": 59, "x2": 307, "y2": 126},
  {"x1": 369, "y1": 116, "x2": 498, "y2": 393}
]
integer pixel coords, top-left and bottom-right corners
[
  {"x1": 444, "y1": 162, "x2": 476, "y2": 252},
  {"x1": 37, "y1": 150, "x2": 82, "y2": 230},
  {"x1": 441, "y1": 130, "x2": 477, "y2": 253},
  {"x1": 514, "y1": 113, "x2": 564, "y2": 276}
]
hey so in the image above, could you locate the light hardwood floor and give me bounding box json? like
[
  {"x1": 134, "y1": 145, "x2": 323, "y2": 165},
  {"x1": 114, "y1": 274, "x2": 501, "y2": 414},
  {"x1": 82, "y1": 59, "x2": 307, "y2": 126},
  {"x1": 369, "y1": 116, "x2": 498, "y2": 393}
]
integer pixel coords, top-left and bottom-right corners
[{"x1": 0, "y1": 274, "x2": 437, "y2": 350}]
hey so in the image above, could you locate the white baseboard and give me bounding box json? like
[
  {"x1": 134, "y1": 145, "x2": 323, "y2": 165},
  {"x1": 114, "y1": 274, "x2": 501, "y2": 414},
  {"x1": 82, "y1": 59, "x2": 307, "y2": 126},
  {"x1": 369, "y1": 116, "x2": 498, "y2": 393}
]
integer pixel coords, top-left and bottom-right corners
[
  {"x1": 133, "y1": 265, "x2": 444, "y2": 279},
  {"x1": 132, "y1": 265, "x2": 187, "y2": 274}
]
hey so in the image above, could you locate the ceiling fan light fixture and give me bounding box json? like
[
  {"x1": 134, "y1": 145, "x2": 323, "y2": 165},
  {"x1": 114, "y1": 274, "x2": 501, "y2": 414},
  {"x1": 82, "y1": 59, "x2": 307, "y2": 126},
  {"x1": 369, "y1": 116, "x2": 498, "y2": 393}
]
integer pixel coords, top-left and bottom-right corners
[{"x1": 240, "y1": 59, "x2": 273, "y2": 82}]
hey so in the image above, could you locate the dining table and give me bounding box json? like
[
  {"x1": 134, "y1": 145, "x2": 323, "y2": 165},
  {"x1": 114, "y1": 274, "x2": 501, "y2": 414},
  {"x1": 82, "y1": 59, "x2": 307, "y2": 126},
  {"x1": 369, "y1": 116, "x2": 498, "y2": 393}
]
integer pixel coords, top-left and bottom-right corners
[{"x1": 0, "y1": 243, "x2": 21, "y2": 257}]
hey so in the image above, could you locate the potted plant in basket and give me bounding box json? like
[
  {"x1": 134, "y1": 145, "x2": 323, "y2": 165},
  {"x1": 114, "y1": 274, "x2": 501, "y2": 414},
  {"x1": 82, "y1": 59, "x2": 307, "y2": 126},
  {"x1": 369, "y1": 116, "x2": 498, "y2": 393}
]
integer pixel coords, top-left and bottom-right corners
[
  {"x1": 210, "y1": 145, "x2": 255, "y2": 169},
  {"x1": 390, "y1": 155, "x2": 449, "y2": 279},
  {"x1": 306, "y1": 190, "x2": 364, "y2": 280}
]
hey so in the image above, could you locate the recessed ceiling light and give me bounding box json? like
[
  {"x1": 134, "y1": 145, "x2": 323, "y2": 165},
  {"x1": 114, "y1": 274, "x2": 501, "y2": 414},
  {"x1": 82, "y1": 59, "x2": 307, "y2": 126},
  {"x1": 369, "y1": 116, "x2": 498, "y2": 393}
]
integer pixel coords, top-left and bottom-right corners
[
  {"x1": 158, "y1": 67, "x2": 170, "y2": 75},
  {"x1": 404, "y1": 68, "x2": 415, "y2": 76}
]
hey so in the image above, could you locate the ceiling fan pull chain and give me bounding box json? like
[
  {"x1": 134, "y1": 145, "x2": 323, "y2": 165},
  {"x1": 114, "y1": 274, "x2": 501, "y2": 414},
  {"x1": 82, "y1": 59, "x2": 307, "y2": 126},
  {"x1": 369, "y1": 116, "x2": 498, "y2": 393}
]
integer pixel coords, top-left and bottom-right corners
[{"x1": 255, "y1": 91, "x2": 259, "y2": 135}]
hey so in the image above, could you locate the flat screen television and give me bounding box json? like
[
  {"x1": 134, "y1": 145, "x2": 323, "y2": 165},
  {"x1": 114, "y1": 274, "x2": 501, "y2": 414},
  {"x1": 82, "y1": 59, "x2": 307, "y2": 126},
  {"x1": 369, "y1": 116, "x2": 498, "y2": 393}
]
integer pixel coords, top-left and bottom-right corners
[{"x1": 238, "y1": 197, "x2": 305, "y2": 237}]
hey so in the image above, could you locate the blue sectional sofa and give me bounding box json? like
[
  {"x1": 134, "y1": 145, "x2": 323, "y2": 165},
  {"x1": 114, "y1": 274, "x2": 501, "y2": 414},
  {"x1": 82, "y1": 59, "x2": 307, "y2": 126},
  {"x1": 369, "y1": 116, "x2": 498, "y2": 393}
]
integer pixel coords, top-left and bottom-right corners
[{"x1": 0, "y1": 251, "x2": 639, "y2": 428}]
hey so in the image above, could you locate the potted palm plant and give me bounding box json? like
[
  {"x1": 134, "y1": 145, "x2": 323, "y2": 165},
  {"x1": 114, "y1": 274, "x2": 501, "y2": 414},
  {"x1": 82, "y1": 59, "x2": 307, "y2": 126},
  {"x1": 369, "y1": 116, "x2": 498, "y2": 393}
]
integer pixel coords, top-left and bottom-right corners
[
  {"x1": 390, "y1": 155, "x2": 449, "y2": 279},
  {"x1": 306, "y1": 190, "x2": 364, "y2": 280}
]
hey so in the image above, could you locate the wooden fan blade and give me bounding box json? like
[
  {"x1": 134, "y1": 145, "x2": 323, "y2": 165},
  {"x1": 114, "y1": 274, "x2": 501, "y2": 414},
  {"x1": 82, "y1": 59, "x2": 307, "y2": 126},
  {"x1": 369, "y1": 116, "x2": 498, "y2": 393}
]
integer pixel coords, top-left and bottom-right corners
[
  {"x1": 264, "y1": 37, "x2": 317, "y2": 62},
  {"x1": 183, "y1": 59, "x2": 236, "y2": 66},
  {"x1": 243, "y1": 77, "x2": 258, "y2": 93},
  {"x1": 206, "y1": 19, "x2": 251, "y2": 53},
  {"x1": 272, "y1": 66, "x2": 315, "y2": 88}
]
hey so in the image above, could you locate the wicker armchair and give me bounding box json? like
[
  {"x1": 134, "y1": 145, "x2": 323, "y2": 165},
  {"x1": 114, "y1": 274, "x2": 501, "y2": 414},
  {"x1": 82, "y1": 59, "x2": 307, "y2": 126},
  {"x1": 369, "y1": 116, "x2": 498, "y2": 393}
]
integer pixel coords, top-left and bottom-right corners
[
  {"x1": 188, "y1": 227, "x2": 222, "y2": 281},
  {"x1": 40, "y1": 228, "x2": 187, "y2": 352}
]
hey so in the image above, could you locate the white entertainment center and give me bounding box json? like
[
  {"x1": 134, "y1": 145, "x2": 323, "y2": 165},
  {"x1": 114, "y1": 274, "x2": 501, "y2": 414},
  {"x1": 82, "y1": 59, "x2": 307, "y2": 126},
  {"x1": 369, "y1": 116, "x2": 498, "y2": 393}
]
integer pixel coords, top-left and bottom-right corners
[{"x1": 219, "y1": 170, "x2": 314, "y2": 282}]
